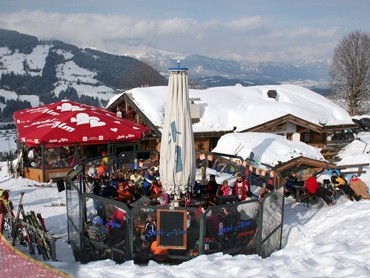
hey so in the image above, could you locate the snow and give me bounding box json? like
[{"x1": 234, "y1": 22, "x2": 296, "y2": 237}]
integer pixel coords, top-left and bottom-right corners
[
  {"x1": 0, "y1": 74, "x2": 368, "y2": 276},
  {"x1": 108, "y1": 84, "x2": 354, "y2": 133},
  {"x1": 2, "y1": 131, "x2": 370, "y2": 277},
  {"x1": 0, "y1": 45, "x2": 116, "y2": 105},
  {"x1": 212, "y1": 132, "x2": 324, "y2": 166},
  {"x1": 0, "y1": 45, "x2": 51, "y2": 76},
  {"x1": 0, "y1": 89, "x2": 40, "y2": 110}
]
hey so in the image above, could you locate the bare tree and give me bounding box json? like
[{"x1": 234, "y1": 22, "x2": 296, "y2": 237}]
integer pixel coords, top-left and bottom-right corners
[{"x1": 329, "y1": 30, "x2": 370, "y2": 116}]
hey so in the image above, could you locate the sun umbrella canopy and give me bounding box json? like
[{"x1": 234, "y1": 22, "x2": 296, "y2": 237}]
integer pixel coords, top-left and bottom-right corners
[
  {"x1": 159, "y1": 66, "x2": 196, "y2": 195},
  {"x1": 14, "y1": 100, "x2": 115, "y2": 125},
  {"x1": 14, "y1": 100, "x2": 151, "y2": 147}
]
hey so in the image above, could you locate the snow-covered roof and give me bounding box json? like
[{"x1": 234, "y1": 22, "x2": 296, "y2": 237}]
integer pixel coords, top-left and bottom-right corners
[
  {"x1": 212, "y1": 132, "x2": 325, "y2": 166},
  {"x1": 107, "y1": 84, "x2": 353, "y2": 133}
]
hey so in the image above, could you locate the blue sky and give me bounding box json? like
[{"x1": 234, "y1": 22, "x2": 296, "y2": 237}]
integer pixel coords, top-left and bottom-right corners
[{"x1": 1, "y1": 0, "x2": 369, "y2": 63}]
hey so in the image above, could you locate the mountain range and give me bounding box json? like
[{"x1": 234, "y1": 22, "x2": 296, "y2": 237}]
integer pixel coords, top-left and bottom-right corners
[
  {"x1": 0, "y1": 28, "x2": 331, "y2": 121},
  {"x1": 140, "y1": 52, "x2": 330, "y2": 90}
]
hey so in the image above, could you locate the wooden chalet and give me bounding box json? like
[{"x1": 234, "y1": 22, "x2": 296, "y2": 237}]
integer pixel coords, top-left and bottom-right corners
[
  {"x1": 106, "y1": 89, "x2": 356, "y2": 161},
  {"x1": 107, "y1": 91, "x2": 233, "y2": 153}
]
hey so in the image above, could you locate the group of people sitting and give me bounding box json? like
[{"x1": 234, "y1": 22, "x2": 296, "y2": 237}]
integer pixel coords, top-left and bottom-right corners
[
  {"x1": 87, "y1": 162, "x2": 163, "y2": 205},
  {"x1": 24, "y1": 146, "x2": 77, "y2": 169},
  {"x1": 284, "y1": 170, "x2": 370, "y2": 206},
  {"x1": 203, "y1": 172, "x2": 274, "y2": 205}
]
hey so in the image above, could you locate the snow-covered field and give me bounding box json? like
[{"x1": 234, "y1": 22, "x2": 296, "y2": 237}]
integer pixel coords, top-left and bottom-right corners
[{"x1": 2, "y1": 132, "x2": 370, "y2": 277}]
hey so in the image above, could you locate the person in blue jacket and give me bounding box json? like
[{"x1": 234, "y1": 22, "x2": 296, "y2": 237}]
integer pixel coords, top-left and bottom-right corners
[{"x1": 143, "y1": 166, "x2": 159, "y2": 195}]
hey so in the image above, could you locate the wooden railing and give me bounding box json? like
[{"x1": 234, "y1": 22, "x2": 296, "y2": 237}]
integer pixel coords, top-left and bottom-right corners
[{"x1": 334, "y1": 163, "x2": 370, "y2": 176}]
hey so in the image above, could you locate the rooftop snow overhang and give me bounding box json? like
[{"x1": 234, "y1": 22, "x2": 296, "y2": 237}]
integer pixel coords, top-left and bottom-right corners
[{"x1": 244, "y1": 114, "x2": 324, "y2": 134}]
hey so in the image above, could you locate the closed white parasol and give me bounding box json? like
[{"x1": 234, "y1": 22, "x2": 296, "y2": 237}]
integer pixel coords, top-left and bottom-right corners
[{"x1": 159, "y1": 63, "x2": 196, "y2": 198}]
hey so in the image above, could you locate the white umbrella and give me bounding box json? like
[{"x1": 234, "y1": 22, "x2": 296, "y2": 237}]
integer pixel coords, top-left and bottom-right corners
[{"x1": 159, "y1": 64, "x2": 196, "y2": 197}]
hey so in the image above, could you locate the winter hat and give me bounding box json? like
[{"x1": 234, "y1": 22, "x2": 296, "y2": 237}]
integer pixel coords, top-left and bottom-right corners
[{"x1": 92, "y1": 216, "x2": 103, "y2": 225}]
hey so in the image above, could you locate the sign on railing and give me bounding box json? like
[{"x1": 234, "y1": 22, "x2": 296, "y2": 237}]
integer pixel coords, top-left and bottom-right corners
[{"x1": 157, "y1": 209, "x2": 187, "y2": 249}]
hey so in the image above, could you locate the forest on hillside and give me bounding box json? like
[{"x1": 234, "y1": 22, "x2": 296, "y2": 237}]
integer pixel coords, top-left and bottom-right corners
[{"x1": 0, "y1": 29, "x2": 167, "y2": 121}]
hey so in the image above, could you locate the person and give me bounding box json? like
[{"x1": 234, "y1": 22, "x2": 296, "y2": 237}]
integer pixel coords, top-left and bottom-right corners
[
  {"x1": 106, "y1": 219, "x2": 126, "y2": 248},
  {"x1": 306, "y1": 173, "x2": 335, "y2": 206},
  {"x1": 130, "y1": 169, "x2": 144, "y2": 194},
  {"x1": 349, "y1": 175, "x2": 370, "y2": 200},
  {"x1": 87, "y1": 163, "x2": 98, "y2": 179},
  {"x1": 53, "y1": 156, "x2": 68, "y2": 167},
  {"x1": 27, "y1": 147, "x2": 37, "y2": 165},
  {"x1": 101, "y1": 151, "x2": 109, "y2": 164},
  {"x1": 143, "y1": 167, "x2": 159, "y2": 194},
  {"x1": 116, "y1": 181, "x2": 132, "y2": 202},
  {"x1": 218, "y1": 207, "x2": 239, "y2": 248},
  {"x1": 232, "y1": 172, "x2": 250, "y2": 201},
  {"x1": 149, "y1": 179, "x2": 163, "y2": 199},
  {"x1": 86, "y1": 215, "x2": 108, "y2": 242},
  {"x1": 284, "y1": 172, "x2": 300, "y2": 198},
  {"x1": 217, "y1": 180, "x2": 231, "y2": 196},
  {"x1": 150, "y1": 240, "x2": 168, "y2": 256},
  {"x1": 127, "y1": 179, "x2": 140, "y2": 201},
  {"x1": 331, "y1": 171, "x2": 358, "y2": 200},
  {"x1": 137, "y1": 159, "x2": 145, "y2": 169},
  {"x1": 196, "y1": 152, "x2": 207, "y2": 168},
  {"x1": 110, "y1": 172, "x2": 120, "y2": 191},
  {"x1": 0, "y1": 189, "x2": 14, "y2": 217},
  {"x1": 144, "y1": 213, "x2": 157, "y2": 244},
  {"x1": 97, "y1": 161, "x2": 109, "y2": 178},
  {"x1": 206, "y1": 174, "x2": 219, "y2": 203}
]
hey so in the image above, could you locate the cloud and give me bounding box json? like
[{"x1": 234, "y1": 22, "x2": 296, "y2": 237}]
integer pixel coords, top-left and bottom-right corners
[
  {"x1": 227, "y1": 16, "x2": 264, "y2": 31},
  {"x1": 286, "y1": 27, "x2": 338, "y2": 39},
  {"x1": 0, "y1": 10, "x2": 346, "y2": 63}
]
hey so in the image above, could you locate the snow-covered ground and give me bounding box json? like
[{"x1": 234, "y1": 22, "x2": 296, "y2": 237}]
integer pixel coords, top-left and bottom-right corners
[{"x1": 2, "y1": 132, "x2": 370, "y2": 277}]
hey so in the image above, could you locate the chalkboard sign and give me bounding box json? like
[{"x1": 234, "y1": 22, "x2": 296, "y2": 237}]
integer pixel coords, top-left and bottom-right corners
[{"x1": 157, "y1": 209, "x2": 187, "y2": 249}]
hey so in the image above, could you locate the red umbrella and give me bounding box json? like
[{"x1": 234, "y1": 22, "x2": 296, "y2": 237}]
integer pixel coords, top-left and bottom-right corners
[
  {"x1": 14, "y1": 100, "x2": 116, "y2": 125},
  {"x1": 15, "y1": 100, "x2": 151, "y2": 147}
]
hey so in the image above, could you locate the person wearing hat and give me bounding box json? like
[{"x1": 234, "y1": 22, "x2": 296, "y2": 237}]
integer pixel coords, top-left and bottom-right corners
[
  {"x1": 143, "y1": 166, "x2": 160, "y2": 195},
  {"x1": 86, "y1": 215, "x2": 108, "y2": 242},
  {"x1": 331, "y1": 170, "x2": 358, "y2": 200}
]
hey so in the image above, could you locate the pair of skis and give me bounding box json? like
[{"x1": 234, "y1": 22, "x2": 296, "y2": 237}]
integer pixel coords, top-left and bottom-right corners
[
  {"x1": 11, "y1": 192, "x2": 52, "y2": 260},
  {"x1": 25, "y1": 210, "x2": 52, "y2": 260}
]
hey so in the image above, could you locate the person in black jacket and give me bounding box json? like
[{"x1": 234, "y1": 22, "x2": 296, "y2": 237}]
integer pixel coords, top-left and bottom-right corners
[
  {"x1": 206, "y1": 174, "x2": 219, "y2": 203},
  {"x1": 284, "y1": 172, "x2": 301, "y2": 198}
]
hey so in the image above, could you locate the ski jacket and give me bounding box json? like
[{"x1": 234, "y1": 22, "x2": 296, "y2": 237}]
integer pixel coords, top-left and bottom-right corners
[
  {"x1": 305, "y1": 176, "x2": 319, "y2": 195},
  {"x1": 233, "y1": 179, "x2": 250, "y2": 200}
]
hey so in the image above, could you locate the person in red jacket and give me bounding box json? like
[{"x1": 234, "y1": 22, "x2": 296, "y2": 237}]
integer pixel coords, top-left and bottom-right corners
[
  {"x1": 305, "y1": 173, "x2": 335, "y2": 206},
  {"x1": 233, "y1": 172, "x2": 250, "y2": 201}
]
